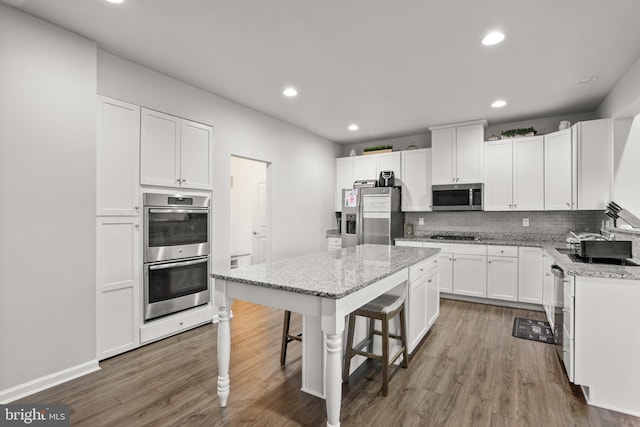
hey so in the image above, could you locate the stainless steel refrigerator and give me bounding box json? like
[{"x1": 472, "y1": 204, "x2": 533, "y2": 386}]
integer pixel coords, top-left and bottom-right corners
[{"x1": 341, "y1": 187, "x2": 403, "y2": 247}]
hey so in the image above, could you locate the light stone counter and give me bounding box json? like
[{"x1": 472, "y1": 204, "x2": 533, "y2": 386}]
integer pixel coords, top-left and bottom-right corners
[{"x1": 213, "y1": 244, "x2": 440, "y2": 299}]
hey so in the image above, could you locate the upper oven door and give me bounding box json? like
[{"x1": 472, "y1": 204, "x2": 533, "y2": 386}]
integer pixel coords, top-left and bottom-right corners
[{"x1": 144, "y1": 207, "x2": 210, "y2": 262}]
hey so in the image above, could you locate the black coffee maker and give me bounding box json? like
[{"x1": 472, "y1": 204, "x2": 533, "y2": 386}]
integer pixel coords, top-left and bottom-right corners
[{"x1": 378, "y1": 170, "x2": 395, "y2": 187}]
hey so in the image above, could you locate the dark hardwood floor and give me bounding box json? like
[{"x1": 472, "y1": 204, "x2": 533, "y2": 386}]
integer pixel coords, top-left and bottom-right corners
[{"x1": 18, "y1": 299, "x2": 640, "y2": 426}]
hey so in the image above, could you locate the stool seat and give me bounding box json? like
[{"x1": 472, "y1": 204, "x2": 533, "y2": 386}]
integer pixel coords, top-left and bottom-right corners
[{"x1": 343, "y1": 292, "x2": 409, "y2": 396}]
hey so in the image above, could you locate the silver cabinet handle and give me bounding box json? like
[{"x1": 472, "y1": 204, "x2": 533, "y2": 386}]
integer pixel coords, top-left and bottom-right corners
[
  {"x1": 566, "y1": 203, "x2": 570, "y2": 207},
  {"x1": 427, "y1": 279, "x2": 432, "y2": 283},
  {"x1": 134, "y1": 224, "x2": 140, "y2": 228},
  {"x1": 182, "y1": 179, "x2": 187, "y2": 183},
  {"x1": 488, "y1": 260, "x2": 492, "y2": 264},
  {"x1": 509, "y1": 204, "x2": 512, "y2": 208},
  {"x1": 419, "y1": 268, "x2": 424, "y2": 272},
  {"x1": 134, "y1": 206, "x2": 139, "y2": 210},
  {"x1": 176, "y1": 179, "x2": 181, "y2": 183},
  {"x1": 434, "y1": 260, "x2": 438, "y2": 263}
]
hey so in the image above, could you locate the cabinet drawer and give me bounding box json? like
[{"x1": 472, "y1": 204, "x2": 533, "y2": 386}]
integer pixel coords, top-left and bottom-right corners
[
  {"x1": 409, "y1": 258, "x2": 437, "y2": 282},
  {"x1": 487, "y1": 245, "x2": 518, "y2": 257},
  {"x1": 327, "y1": 237, "x2": 341, "y2": 246},
  {"x1": 140, "y1": 305, "x2": 213, "y2": 344}
]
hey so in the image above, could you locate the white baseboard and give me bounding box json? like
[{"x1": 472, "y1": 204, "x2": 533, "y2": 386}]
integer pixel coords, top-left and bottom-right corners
[{"x1": 0, "y1": 359, "x2": 100, "y2": 404}]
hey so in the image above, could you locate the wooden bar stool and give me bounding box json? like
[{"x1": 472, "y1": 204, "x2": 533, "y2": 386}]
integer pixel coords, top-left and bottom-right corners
[
  {"x1": 343, "y1": 293, "x2": 408, "y2": 395},
  {"x1": 280, "y1": 310, "x2": 302, "y2": 365}
]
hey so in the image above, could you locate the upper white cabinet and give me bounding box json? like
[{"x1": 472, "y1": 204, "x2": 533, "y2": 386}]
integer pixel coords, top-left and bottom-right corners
[
  {"x1": 430, "y1": 120, "x2": 486, "y2": 185},
  {"x1": 544, "y1": 129, "x2": 574, "y2": 210},
  {"x1": 334, "y1": 151, "x2": 401, "y2": 211},
  {"x1": 574, "y1": 119, "x2": 612, "y2": 210},
  {"x1": 97, "y1": 96, "x2": 140, "y2": 216},
  {"x1": 401, "y1": 148, "x2": 432, "y2": 211},
  {"x1": 141, "y1": 108, "x2": 212, "y2": 190},
  {"x1": 484, "y1": 136, "x2": 544, "y2": 211}
]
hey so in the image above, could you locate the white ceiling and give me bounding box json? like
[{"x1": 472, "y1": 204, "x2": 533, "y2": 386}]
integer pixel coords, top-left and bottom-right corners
[{"x1": 6, "y1": 0, "x2": 640, "y2": 143}]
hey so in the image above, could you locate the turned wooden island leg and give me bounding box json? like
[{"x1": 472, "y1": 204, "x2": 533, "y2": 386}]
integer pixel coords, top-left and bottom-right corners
[
  {"x1": 217, "y1": 305, "x2": 231, "y2": 407},
  {"x1": 325, "y1": 332, "x2": 343, "y2": 427}
]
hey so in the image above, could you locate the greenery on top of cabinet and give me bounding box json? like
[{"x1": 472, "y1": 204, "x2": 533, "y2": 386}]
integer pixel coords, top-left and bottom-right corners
[{"x1": 363, "y1": 144, "x2": 393, "y2": 152}]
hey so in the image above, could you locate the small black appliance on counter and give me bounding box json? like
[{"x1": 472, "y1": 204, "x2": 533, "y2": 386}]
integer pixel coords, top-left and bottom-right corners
[{"x1": 378, "y1": 170, "x2": 395, "y2": 187}]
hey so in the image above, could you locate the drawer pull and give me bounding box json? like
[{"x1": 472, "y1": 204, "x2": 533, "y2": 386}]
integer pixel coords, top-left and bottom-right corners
[{"x1": 427, "y1": 279, "x2": 432, "y2": 283}]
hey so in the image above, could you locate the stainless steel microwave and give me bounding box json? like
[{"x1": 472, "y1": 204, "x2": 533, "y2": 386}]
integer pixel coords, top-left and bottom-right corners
[{"x1": 432, "y1": 183, "x2": 483, "y2": 211}]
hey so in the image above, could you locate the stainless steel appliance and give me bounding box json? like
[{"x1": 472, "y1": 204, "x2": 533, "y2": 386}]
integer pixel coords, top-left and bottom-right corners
[
  {"x1": 551, "y1": 265, "x2": 574, "y2": 382},
  {"x1": 432, "y1": 183, "x2": 483, "y2": 211},
  {"x1": 143, "y1": 193, "x2": 211, "y2": 321},
  {"x1": 341, "y1": 187, "x2": 403, "y2": 247}
]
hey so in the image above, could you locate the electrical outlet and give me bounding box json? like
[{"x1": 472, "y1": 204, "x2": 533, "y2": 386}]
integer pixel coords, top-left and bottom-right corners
[
  {"x1": 523, "y1": 218, "x2": 529, "y2": 227},
  {"x1": 419, "y1": 218, "x2": 424, "y2": 225}
]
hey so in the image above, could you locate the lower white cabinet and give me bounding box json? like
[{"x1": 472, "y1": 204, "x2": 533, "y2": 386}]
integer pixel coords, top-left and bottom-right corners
[
  {"x1": 426, "y1": 268, "x2": 440, "y2": 328},
  {"x1": 407, "y1": 258, "x2": 440, "y2": 354},
  {"x1": 518, "y1": 247, "x2": 544, "y2": 304},
  {"x1": 326, "y1": 236, "x2": 342, "y2": 251},
  {"x1": 437, "y1": 252, "x2": 453, "y2": 293},
  {"x1": 487, "y1": 246, "x2": 518, "y2": 301},
  {"x1": 452, "y1": 254, "x2": 487, "y2": 297},
  {"x1": 96, "y1": 217, "x2": 140, "y2": 360}
]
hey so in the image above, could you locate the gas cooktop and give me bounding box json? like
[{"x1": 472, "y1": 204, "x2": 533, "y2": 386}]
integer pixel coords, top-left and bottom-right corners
[{"x1": 429, "y1": 235, "x2": 479, "y2": 241}]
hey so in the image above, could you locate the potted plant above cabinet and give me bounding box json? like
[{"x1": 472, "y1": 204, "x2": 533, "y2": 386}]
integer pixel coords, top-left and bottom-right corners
[{"x1": 363, "y1": 144, "x2": 393, "y2": 155}]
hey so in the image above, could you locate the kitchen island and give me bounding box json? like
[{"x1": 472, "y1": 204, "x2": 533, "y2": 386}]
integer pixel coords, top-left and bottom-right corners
[{"x1": 212, "y1": 244, "x2": 440, "y2": 427}]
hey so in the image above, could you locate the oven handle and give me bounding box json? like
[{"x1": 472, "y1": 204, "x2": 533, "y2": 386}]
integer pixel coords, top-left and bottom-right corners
[
  {"x1": 149, "y1": 257, "x2": 209, "y2": 271},
  {"x1": 148, "y1": 208, "x2": 209, "y2": 214}
]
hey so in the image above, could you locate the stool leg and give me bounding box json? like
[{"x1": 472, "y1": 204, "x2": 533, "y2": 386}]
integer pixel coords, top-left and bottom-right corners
[
  {"x1": 399, "y1": 305, "x2": 409, "y2": 369},
  {"x1": 280, "y1": 310, "x2": 291, "y2": 365},
  {"x1": 381, "y1": 313, "x2": 389, "y2": 396},
  {"x1": 343, "y1": 313, "x2": 357, "y2": 383},
  {"x1": 367, "y1": 317, "x2": 375, "y2": 354}
]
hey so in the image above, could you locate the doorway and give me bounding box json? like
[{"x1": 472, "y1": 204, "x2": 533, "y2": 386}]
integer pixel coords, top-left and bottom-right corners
[{"x1": 230, "y1": 156, "x2": 270, "y2": 265}]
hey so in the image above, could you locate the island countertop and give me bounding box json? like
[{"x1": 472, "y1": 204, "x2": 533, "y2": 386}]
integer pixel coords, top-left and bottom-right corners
[{"x1": 212, "y1": 244, "x2": 440, "y2": 299}]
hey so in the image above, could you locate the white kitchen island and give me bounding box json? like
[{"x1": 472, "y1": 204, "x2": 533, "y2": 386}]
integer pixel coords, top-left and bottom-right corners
[{"x1": 212, "y1": 244, "x2": 440, "y2": 427}]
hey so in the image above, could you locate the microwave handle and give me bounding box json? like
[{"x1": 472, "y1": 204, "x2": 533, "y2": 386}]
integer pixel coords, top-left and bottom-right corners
[
  {"x1": 149, "y1": 257, "x2": 208, "y2": 270},
  {"x1": 149, "y1": 208, "x2": 209, "y2": 214}
]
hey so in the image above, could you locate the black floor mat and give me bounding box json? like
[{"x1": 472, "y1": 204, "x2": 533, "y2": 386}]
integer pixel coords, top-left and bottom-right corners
[{"x1": 512, "y1": 317, "x2": 555, "y2": 344}]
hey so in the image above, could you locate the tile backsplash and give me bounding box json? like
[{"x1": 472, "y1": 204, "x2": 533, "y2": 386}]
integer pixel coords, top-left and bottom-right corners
[{"x1": 405, "y1": 210, "x2": 606, "y2": 237}]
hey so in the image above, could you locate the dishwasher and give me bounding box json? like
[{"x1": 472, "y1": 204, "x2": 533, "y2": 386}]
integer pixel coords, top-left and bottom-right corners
[{"x1": 551, "y1": 264, "x2": 574, "y2": 382}]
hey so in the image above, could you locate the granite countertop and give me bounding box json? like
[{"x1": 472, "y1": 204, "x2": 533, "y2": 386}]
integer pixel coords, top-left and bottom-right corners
[
  {"x1": 326, "y1": 229, "x2": 341, "y2": 237},
  {"x1": 212, "y1": 244, "x2": 440, "y2": 299},
  {"x1": 396, "y1": 235, "x2": 640, "y2": 281}
]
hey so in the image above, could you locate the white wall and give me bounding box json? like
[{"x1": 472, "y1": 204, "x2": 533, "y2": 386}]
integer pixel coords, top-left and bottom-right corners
[
  {"x1": 97, "y1": 51, "x2": 341, "y2": 272},
  {"x1": 0, "y1": 4, "x2": 97, "y2": 395},
  {"x1": 230, "y1": 157, "x2": 267, "y2": 257},
  {"x1": 597, "y1": 55, "x2": 640, "y2": 120},
  {"x1": 612, "y1": 114, "x2": 640, "y2": 216}
]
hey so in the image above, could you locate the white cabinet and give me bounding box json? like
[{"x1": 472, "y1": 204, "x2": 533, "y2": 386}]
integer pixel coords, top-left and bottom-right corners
[
  {"x1": 140, "y1": 108, "x2": 212, "y2": 190},
  {"x1": 453, "y1": 254, "x2": 487, "y2": 297},
  {"x1": 544, "y1": 129, "x2": 574, "y2": 210},
  {"x1": 574, "y1": 119, "x2": 612, "y2": 210},
  {"x1": 96, "y1": 217, "x2": 140, "y2": 360},
  {"x1": 406, "y1": 257, "x2": 440, "y2": 354},
  {"x1": 437, "y1": 252, "x2": 453, "y2": 293},
  {"x1": 326, "y1": 237, "x2": 342, "y2": 251},
  {"x1": 484, "y1": 136, "x2": 544, "y2": 211},
  {"x1": 486, "y1": 246, "x2": 518, "y2": 301},
  {"x1": 334, "y1": 151, "x2": 402, "y2": 212},
  {"x1": 336, "y1": 157, "x2": 355, "y2": 211},
  {"x1": 430, "y1": 120, "x2": 486, "y2": 184},
  {"x1": 518, "y1": 247, "x2": 543, "y2": 304},
  {"x1": 96, "y1": 96, "x2": 140, "y2": 216},
  {"x1": 401, "y1": 148, "x2": 432, "y2": 211}
]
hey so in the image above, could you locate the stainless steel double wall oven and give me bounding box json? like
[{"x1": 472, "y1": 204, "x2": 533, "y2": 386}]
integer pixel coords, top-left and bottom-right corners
[{"x1": 143, "y1": 193, "x2": 210, "y2": 321}]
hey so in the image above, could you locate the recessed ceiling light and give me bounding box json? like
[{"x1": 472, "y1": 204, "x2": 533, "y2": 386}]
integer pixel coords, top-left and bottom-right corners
[
  {"x1": 575, "y1": 76, "x2": 598, "y2": 85},
  {"x1": 492, "y1": 99, "x2": 507, "y2": 108},
  {"x1": 282, "y1": 87, "x2": 298, "y2": 97},
  {"x1": 105, "y1": 0, "x2": 124, "y2": 3},
  {"x1": 482, "y1": 31, "x2": 505, "y2": 46},
  {"x1": 348, "y1": 124, "x2": 359, "y2": 131}
]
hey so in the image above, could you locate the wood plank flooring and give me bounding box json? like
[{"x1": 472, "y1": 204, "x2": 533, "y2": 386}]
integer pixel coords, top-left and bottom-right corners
[{"x1": 17, "y1": 299, "x2": 640, "y2": 426}]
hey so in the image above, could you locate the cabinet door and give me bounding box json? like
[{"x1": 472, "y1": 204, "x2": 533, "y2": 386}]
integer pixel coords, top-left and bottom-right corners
[
  {"x1": 518, "y1": 247, "x2": 543, "y2": 304},
  {"x1": 513, "y1": 136, "x2": 544, "y2": 211},
  {"x1": 426, "y1": 268, "x2": 440, "y2": 328},
  {"x1": 438, "y1": 252, "x2": 453, "y2": 293},
  {"x1": 401, "y1": 149, "x2": 431, "y2": 211},
  {"x1": 544, "y1": 129, "x2": 573, "y2": 210},
  {"x1": 141, "y1": 108, "x2": 180, "y2": 188},
  {"x1": 180, "y1": 120, "x2": 212, "y2": 190},
  {"x1": 484, "y1": 140, "x2": 513, "y2": 211},
  {"x1": 96, "y1": 217, "x2": 140, "y2": 360},
  {"x1": 487, "y1": 256, "x2": 518, "y2": 301},
  {"x1": 456, "y1": 123, "x2": 484, "y2": 183},
  {"x1": 376, "y1": 152, "x2": 402, "y2": 184},
  {"x1": 97, "y1": 96, "x2": 140, "y2": 216},
  {"x1": 453, "y1": 254, "x2": 487, "y2": 297},
  {"x1": 431, "y1": 128, "x2": 456, "y2": 184},
  {"x1": 576, "y1": 119, "x2": 612, "y2": 210},
  {"x1": 336, "y1": 157, "x2": 354, "y2": 211},
  {"x1": 408, "y1": 273, "x2": 428, "y2": 354},
  {"x1": 353, "y1": 155, "x2": 377, "y2": 181}
]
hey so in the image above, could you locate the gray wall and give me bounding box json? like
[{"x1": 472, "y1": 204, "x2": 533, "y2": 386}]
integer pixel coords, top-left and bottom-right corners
[
  {"x1": 405, "y1": 211, "x2": 605, "y2": 238},
  {"x1": 0, "y1": 5, "x2": 97, "y2": 393}
]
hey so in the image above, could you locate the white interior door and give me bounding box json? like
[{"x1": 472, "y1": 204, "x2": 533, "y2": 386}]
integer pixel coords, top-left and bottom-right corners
[{"x1": 252, "y1": 182, "x2": 268, "y2": 264}]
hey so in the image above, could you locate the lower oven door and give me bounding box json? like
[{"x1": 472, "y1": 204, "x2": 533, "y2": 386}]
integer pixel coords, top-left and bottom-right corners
[{"x1": 144, "y1": 256, "x2": 210, "y2": 321}]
